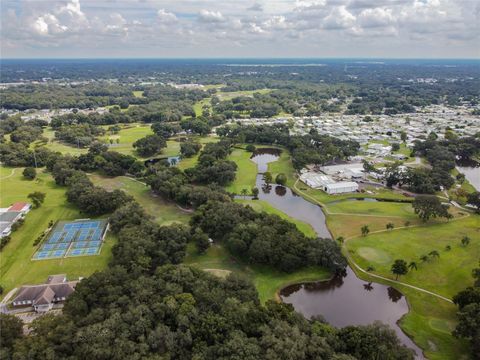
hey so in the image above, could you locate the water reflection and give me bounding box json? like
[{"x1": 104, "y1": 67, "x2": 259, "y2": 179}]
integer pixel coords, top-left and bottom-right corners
[
  {"x1": 456, "y1": 159, "x2": 480, "y2": 191},
  {"x1": 275, "y1": 185, "x2": 287, "y2": 196},
  {"x1": 280, "y1": 268, "x2": 421, "y2": 357},
  {"x1": 363, "y1": 282, "x2": 374, "y2": 291},
  {"x1": 250, "y1": 149, "x2": 423, "y2": 358},
  {"x1": 388, "y1": 287, "x2": 403, "y2": 303}
]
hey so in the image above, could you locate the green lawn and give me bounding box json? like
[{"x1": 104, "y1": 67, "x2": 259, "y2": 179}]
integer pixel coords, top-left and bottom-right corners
[
  {"x1": 89, "y1": 174, "x2": 190, "y2": 226},
  {"x1": 193, "y1": 98, "x2": 212, "y2": 117},
  {"x1": 225, "y1": 148, "x2": 258, "y2": 194},
  {"x1": 347, "y1": 215, "x2": 479, "y2": 298},
  {"x1": 132, "y1": 90, "x2": 144, "y2": 98},
  {"x1": 177, "y1": 136, "x2": 219, "y2": 170},
  {"x1": 0, "y1": 166, "x2": 113, "y2": 294},
  {"x1": 346, "y1": 215, "x2": 479, "y2": 359},
  {"x1": 100, "y1": 123, "x2": 153, "y2": 157},
  {"x1": 33, "y1": 128, "x2": 87, "y2": 155},
  {"x1": 326, "y1": 199, "x2": 417, "y2": 217}
]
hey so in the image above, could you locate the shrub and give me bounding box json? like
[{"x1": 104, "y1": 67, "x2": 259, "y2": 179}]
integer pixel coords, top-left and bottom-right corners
[
  {"x1": 245, "y1": 144, "x2": 256, "y2": 152},
  {"x1": 22, "y1": 167, "x2": 36, "y2": 180}
]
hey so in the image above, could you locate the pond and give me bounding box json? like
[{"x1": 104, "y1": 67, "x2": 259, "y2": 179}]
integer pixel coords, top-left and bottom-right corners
[
  {"x1": 145, "y1": 155, "x2": 181, "y2": 167},
  {"x1": 250, "y1": 149, "x2": 331, "y2": 239},
  {"x1": 280, "y1": 268, "x2": 422, "y2": 357},
  {"x1": 250, "y1": 149, "x2": 423, "y2": 358},
  {"x1": 456, "y1": 158, "x2": 480, "y2": 191}
]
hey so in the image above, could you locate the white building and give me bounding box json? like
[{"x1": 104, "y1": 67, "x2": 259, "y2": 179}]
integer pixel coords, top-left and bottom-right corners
[
  {"x1": 324, "y1": 182, "x2": 359, "y2": 194},
  {"x1": 299, "y1": 172, "x2": 335, "y2": 189}
]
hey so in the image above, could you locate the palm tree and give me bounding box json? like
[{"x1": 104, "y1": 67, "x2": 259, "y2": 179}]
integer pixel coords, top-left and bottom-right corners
[
  {"x1": 408, "y1": 261, "x2": 418, "y2": 271},
  {"x1": 429, "y1": 250, "x2": 440, "y2": 259},
  {"x1": 445, "y1": 245, "x2": 451, "y2": 251},
  {"x1": 240, "y1": 188, "x2": 248, "y2": 199},
  {"x1": 420, "y1": 255, "x2": 429, "y2": 263},
  {"x1": 337, "y1": 236, "x2": 345, "y2": 245},
  {"x1": 461, "y1": 236, "x2": 470, "y2": 247},
  {"x1": 386, "y1": 222, "x2": 394, "y2": 230},
  {"x1": 361, "y1": 225, "x2": 370, "y2": 237},
  {"x1": 391, "y1": 259, "x2": 408, "y2": 280}
]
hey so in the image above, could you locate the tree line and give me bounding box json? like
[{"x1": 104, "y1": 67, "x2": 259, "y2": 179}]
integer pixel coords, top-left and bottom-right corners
[{"x1": 217, "y1": 124, "x2": 360, "y2": 170}]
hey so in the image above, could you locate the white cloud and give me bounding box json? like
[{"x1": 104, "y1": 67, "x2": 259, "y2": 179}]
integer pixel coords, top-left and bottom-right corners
[
  {"x1": 323, "y1": 6, "x2": 356, "y2": 30},
  {"x1": 157, "y1": 9, "x2": 177, "y2": 23},
  {"x1": 357, "y1": 7, "x2": 395, "y2": 28},
  {"x1": 32, "y1": 16, "x2": 50, "y2": 35},
  {"x1": 199, "y1": 9, "x2": 225, "y2": 23},
  {"x1": 1, "y1": 0, "x2": 478, "y2": 58}
]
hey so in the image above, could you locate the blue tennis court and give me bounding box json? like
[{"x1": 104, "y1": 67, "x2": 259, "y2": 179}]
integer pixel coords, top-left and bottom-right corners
[{"x1": 33, "y1": 219, "x2": 108, "y2": 260}]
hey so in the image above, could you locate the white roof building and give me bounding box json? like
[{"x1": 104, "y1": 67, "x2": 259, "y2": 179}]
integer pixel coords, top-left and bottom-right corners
[{"x1": 324, "y1": 182, "x2": 359, "y2": 194}]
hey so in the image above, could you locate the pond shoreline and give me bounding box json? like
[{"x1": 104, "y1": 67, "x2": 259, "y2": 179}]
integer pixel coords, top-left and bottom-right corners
[{"x1": 249, "y1": 148, "x2": 424, "y2": 359}]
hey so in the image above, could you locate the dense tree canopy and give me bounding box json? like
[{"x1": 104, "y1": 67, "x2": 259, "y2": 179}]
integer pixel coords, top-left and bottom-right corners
[
  {"x1": 191, "y1": 201, "x2": 347, "y2": 273},
  {"x1": 132, "y1": 134, "x2": 166, "y2": 157}
]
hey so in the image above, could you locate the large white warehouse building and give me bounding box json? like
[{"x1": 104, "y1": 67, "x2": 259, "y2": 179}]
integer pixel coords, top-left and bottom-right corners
[{"x1": 324, "y1": 182, "x2": 359, "y2": 194}]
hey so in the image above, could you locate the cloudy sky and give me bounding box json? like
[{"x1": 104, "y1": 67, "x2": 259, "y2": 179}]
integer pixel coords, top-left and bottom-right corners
[{"x1": 1, "y1": 0, "x2": 479, "y2": 58}]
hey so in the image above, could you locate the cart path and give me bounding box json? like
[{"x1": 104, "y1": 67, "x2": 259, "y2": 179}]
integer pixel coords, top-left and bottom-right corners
[
  {"x1": 292, "y1": 178, "x2": 472, "y2": 304},
  {"x1": 0, "y1": 168, "x2": 16, "y2": 180}
]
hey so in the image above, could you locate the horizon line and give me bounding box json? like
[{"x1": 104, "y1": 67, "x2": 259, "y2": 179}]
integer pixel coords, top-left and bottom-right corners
[{"x1": 2, "y1": 56, "x2": 480, "y2": 61}]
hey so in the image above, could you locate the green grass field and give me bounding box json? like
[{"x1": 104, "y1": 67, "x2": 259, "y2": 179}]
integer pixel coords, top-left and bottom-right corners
[
  {"x1": 100, "y1": 123, "x2": 153, "y2": 157},
  {"x1": 89, "y1": 174, "x2": 191, "y2": 225},
  {"x1": 225, "y1": 148, "x2": 258, "y2": 194},
  {"x1": 176, "y1": 135, "x2": 219, "y2": 170},
  {"x1": 132, "y1": 90, "x2": 144, "y2": 98},
  {"x1": 348, "y1": 215, "x2": 479, "y2": 298},
  {"x1": 0, "y1": 166, "x2": 114, "y2": 294},
  {"x1": 193, "y1": 98, "x2": 212, "y2": 117},
  {"x1": 326, "y1": 199, "x2": 417, "y2": 217},
  {"x1": 33, "y1": 128, "x2": 87, "y2": 155},
  {"x1": 346, "y1": 215, "x2": 479, "y2": 359}
]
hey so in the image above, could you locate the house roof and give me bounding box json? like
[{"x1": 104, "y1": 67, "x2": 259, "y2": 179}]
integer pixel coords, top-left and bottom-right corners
[
  {"x1": 35, "y1": 287, "x2": 55, "y2": 305},
  {"x1": 13, "y1": 277, "x2": 78, "y2": 306},
  {"x1": 325, "y1": 182, "x2": 359, "y2": 189},
  {"x1": 0, "y1": 211, "x2": 21, "y2": 223},
  {"x1": 9, "y1": 203, "x2": 30, "y2": 212},
  {"x1": 0, "y1": 223, "x2": 11, "y2": 234}
]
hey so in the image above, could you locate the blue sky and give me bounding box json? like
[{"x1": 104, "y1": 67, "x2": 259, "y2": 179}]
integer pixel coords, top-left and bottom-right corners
[{"x1": 1, "y1": 0, "x2": 479, "y2": 58}]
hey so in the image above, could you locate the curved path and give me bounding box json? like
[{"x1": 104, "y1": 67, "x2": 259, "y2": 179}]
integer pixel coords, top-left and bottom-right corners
[
  {"x1": 292, "y1": 178, "x2": 469, "y2": 305},
  {"x1": 0, "y1": 168, "x2": 16, "y2": 180}
]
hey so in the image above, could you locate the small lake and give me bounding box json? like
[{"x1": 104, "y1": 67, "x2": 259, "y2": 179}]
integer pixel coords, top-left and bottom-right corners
[
  {"x1": 456, "y1": 158, "x2": 480, "y2": 191},
  {"x1": 145, "y1": 155, "x2": 181, "y2": 167},
  {"x1": 250, "y1": 149, "x2": 423, "y2": 358},
  {"x1": 250, "y1": 149, "x2": 331, "y2": 239},
  {"x1": 280, "y1": 268, "x2": 422, "y2": 357}
]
